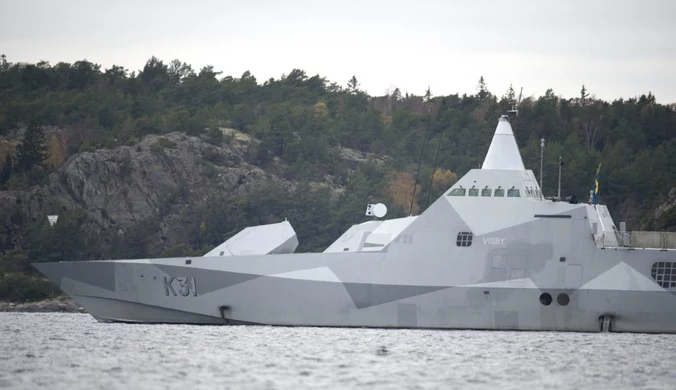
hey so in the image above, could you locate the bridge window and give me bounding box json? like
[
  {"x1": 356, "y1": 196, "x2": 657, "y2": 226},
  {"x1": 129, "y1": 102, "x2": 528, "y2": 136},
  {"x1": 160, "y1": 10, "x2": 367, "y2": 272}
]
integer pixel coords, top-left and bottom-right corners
[
  {"x1": 456, "y1": 232, "x2": 473, "y2": 247},
  {"x1": 507, "y1": 189, "x2": 521, "y2": 197},
  {"x1": 448, "y1": 188, "x2": 466, "y2": 196},
  {"x1": 651, "y1": 262, "x2": 676, "y2": 288},
  {"x1": 481, "y1": 188, "x2": 492, "y2": 197},
  {"x1": 468, "y1": 188, "x2": 479, "y2": 197},
  {"x1": 494, "y1": 188, "x2": 505, "y2": 197}
]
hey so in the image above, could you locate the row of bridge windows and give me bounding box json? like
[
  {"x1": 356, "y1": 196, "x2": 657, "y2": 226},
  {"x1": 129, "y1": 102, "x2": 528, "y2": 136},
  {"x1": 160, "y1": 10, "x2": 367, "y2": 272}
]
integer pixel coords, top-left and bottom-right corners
[{"x1": 448, "y1": 187, "x2": 521, "y2": 197}]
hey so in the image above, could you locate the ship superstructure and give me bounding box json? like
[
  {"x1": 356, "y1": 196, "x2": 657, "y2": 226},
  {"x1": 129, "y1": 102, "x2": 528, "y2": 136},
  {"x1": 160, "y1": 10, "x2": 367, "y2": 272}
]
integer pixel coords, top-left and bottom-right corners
[{"x1": 34, "y1": 115, "x2": 676, "y2": 333}]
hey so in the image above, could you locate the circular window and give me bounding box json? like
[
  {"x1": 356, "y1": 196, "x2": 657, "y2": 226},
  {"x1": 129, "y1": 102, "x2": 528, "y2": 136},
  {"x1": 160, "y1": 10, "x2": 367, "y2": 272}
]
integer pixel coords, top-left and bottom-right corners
[
  {"x1": 539, "y1": 293, "x2": 552, "y2": 306},
  {"x1": 557, "y1": 293, "x2": 570, "y2": 306}
]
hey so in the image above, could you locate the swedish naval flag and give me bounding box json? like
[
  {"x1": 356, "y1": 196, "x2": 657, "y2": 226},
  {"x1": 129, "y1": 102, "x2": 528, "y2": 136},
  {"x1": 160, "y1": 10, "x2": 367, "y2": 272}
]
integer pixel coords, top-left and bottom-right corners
[{"x1": 592, "y1": 163, "x2": 601, "y2": 205}]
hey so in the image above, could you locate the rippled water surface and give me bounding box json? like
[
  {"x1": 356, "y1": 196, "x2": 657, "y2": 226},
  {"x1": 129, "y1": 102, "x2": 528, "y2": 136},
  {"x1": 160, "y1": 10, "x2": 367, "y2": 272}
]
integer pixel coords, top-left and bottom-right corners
[{"x1": 1, "y1": 313, "x2": 675, "y2": 389}]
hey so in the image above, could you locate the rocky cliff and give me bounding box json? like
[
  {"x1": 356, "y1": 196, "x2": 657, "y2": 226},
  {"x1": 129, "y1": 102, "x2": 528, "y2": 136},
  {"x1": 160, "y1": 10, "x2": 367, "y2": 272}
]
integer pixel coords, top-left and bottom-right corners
[
  {"x1": 642, "y1": 188, "x2": 676, "y2": 232},
  {"x1": 0, "y1": 129, "x2": 296, "y2": 257}
]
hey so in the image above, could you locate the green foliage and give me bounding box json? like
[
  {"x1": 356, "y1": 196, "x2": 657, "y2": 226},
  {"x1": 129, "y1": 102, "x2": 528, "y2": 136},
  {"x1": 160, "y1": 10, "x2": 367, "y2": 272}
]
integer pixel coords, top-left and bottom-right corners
[
  {"x1": 27, "y1": 211, "x2": 88, "y2": 269},
  {"x1": 204, "y1": 128, "x2": 224, "y2": 145},
  {"x1": 0, "y1": 272, "x2": 57, "y2": 302},
  {"x1": 17, "y1": 120, "x2": 47, "y2": 172},
  {"x1": 110, "y1": 216, "x2": 160, "y2": 259},
  {"x1": 159, "y1": 244, "x2": 204, "y2": 258},
  {"x1": 0, "y1": 55, "x2": 675, "y2": 301}
]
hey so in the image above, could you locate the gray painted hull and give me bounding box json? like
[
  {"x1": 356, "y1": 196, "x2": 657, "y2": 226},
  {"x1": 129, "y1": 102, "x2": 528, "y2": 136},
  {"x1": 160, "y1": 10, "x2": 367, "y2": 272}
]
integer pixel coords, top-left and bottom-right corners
[
  {"x1": 33, "y1": 231, "x2": 676, "y2": 333},
  {"x1": 32, "y1": 116, "x2": 676, "y2": 333},
  {"x1": 63, "y1": 287, "x2": 676, "y2": 333}
]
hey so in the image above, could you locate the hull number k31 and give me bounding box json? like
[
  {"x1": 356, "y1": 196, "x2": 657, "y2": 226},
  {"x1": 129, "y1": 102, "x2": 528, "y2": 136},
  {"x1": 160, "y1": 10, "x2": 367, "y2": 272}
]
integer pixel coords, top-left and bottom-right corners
[{"x1": 164, "y1": 276, "x2": 198, "y2": 297}]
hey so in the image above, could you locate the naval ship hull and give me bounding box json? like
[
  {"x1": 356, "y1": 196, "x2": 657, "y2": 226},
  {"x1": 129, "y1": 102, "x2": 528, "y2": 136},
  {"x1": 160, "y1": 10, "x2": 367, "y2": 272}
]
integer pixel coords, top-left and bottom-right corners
[
  {"x1": 33, "y1": 202, "x2": 676, "y2": 334},
  {"x1": 33, "y1": 115, "x2": 676, "y2": 333}
]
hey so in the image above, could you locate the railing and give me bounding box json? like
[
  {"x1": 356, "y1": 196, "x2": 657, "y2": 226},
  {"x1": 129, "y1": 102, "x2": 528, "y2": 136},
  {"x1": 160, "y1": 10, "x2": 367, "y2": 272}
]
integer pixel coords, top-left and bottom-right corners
[
  {"x1": 595, "y1": 230, "x2": 676, "y2": 250},
  {"x1": 627, "y1": 231, "x2": 676, "y2": 250}
]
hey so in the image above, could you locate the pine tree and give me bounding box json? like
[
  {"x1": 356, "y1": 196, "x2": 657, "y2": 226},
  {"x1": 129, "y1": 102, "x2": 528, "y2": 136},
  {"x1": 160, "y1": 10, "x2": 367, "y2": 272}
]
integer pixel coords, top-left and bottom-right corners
[
  {"x1": 580, "y1": 84, "x2": 589, "y2": 107},
  {"x1": 0, "y1": 54, "x2": 8, "y2": 72},
  {"x1": 503, "y1": 84, "x2": 516, "y2": 104},
  {"x1": 347, "y1": 76, "x2": 360, "y2": 93},
  {"x1": 17, "y1": 120, "x2": 47, "y2": 172},
  {"x1": 477, "y1": 76, "x2": 489, "y2": 100}
]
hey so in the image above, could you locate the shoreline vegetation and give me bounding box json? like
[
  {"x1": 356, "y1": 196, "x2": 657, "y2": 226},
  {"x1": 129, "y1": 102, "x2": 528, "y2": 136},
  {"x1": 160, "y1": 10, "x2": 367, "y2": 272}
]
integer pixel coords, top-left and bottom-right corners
[
  {"x1": 0, "y1": 55, "x2": 675, "y2": 304},
  {"x1": 0, "y1": 296, "x2": 84, "y2": 313}
]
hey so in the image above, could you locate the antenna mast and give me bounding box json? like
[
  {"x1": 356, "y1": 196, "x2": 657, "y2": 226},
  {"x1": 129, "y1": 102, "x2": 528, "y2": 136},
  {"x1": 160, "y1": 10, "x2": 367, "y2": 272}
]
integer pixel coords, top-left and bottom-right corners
[
  {"x1": 557, "y1": 155, "x2": 562, "y2": 199},
  {"x1": 539, "y1": 138, "x2": 545, "y2": 200}
]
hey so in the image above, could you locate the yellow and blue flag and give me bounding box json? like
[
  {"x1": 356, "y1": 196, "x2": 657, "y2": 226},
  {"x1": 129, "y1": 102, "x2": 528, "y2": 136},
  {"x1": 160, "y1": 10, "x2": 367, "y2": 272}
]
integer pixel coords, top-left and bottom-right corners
[{"x1": 592, "y1": 163, "x2": 601, "y2": 205}]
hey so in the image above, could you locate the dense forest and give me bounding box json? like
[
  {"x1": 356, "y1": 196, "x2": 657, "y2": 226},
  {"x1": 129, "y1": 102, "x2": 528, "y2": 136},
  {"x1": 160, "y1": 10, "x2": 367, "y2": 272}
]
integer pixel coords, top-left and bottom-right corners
[{"x1": 0, "y1": 55, "x2": 675, "y2": 301}]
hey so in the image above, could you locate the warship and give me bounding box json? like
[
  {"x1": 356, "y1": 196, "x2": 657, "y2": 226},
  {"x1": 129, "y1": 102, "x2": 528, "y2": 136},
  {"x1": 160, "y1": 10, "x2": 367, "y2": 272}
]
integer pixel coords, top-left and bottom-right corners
[{"x1": 34, "y1": 115, "x2": 676, "y2": 333}]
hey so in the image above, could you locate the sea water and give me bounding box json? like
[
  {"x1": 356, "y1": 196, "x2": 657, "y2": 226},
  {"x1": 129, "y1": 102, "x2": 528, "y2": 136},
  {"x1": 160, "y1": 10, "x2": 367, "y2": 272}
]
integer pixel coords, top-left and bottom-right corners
[{"x1": 1, "y1": 313, "x2": 675, "y2": 389}]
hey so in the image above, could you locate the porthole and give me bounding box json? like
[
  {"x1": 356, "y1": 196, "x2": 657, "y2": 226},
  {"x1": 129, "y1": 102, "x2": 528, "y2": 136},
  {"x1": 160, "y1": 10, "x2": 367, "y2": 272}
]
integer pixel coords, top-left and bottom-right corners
[
  {"x1": 185, "y1": 259, "x2": 192, "y2": 265},
  {"x1": 539, "y1": 293, "x2": 552, "y2": 306},
  {"x1": 557, "y1": 293, "x2": 570, "y2": 306},
  {"x1": 220, "y1": 251, "x2": 225, "y2": 256}
]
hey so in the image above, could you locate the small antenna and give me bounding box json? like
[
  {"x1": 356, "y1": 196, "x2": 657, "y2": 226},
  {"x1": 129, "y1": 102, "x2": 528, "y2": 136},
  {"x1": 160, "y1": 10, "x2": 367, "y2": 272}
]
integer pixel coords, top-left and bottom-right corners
[{"x1": 539, "y1": 138, "x2": 545, "y2": 200}]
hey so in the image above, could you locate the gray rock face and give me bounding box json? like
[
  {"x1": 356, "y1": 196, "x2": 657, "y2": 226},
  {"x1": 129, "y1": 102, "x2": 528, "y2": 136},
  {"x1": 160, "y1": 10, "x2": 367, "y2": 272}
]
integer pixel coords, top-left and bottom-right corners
[
  {"x1": 0, "y1": 131, "x2": 292, "y2": 255},
  {"x1": 643, "y1": 188, "x2": 676, "y2": 231}
]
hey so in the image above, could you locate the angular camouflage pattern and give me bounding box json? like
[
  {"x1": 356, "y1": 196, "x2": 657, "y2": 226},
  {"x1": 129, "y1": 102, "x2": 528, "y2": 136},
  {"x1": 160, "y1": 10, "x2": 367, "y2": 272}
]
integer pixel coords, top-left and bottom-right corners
[{"x1": 34, "y1": 116, "x2": 676, "y2": 333}]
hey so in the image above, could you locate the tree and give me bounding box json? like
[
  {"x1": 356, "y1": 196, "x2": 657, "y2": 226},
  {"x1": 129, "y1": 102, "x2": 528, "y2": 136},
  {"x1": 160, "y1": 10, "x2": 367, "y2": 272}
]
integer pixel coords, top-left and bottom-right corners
[
  {"x1": 347, "y1": 75, "x2": 360, "y2": 93},
  {"x1": 0, "y1": 54, "x2": 8, "y2": 72},
  {"x1": 389, "y1": 171, "x2": 420, "y2": 215},
  {"x1": 392, "y1": 87, "x2": 402, "y2": 101},
  {"x1": 424, "y1": 86, "x2": 432, "y2": 102},
  {"x1": 577, "y1": 85, "x2": 600, "y2": 148},
  {"x1": 17, "y1": 121, "x2": 47, "y2": 172},
  {"x1": 104, "y1": 65, "x2": 127, "y2": 84},
  {"x1": 579, "y1": 84, "x2": 589, "y2": 107},
  {"x1": 168, "y1": 59, "x2": 194, "y2": 84},
  {"x1": 140, "y1": 56, "x2": 170, "y2": 91},
  {"x1": 502, "y1": 84, "x2": 516, "y2": 104},
  {"x1": 477, "y1": 76, "x2": 489, "y2": 100}
]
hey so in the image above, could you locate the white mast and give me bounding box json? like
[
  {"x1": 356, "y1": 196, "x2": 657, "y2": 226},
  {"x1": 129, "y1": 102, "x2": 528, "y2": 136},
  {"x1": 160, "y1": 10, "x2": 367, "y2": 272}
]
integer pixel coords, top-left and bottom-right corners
[{"x1": 539, "y1": 138, "x2": 545, "y2": 200}]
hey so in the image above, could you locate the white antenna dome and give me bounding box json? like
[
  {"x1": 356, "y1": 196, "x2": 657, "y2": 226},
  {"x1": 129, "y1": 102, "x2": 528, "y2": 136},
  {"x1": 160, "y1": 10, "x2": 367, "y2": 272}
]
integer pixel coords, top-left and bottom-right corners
[
  {"x1": 372, "y1": 203, "x2": 387, "y2": 218},
  {"x1": 365, "y1": 203, "x2": 388, "y2": 219}
]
